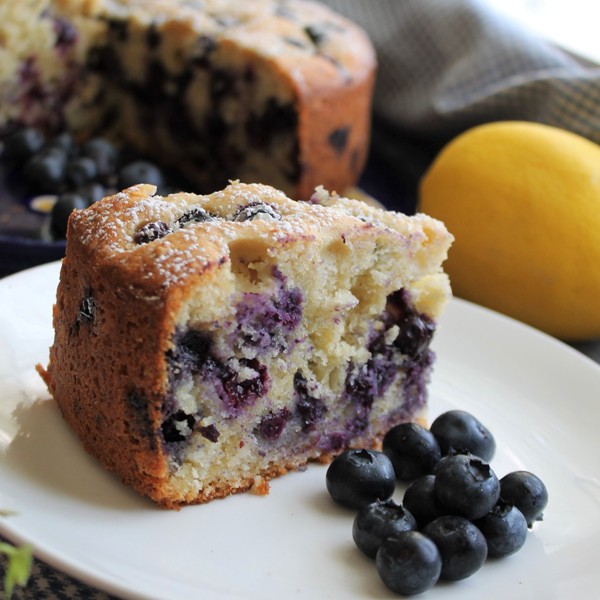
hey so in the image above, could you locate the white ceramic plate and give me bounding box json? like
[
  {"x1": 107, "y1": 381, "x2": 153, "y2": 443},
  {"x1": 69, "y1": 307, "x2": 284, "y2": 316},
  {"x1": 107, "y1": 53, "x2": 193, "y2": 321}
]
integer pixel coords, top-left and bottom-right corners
[{"x1": 1, "y1": 261, "x2": 599, "y2": 599}]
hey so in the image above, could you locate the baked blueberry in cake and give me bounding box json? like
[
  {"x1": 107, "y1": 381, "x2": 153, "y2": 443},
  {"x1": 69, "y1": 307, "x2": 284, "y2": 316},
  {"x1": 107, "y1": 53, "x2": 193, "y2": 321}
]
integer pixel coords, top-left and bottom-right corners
[
  {"x1": 39, "y1": 182, "x2": 453, "y2": 508},
  {"x1": 0, "y1": 0, "x2": 376, "y2": 199}
]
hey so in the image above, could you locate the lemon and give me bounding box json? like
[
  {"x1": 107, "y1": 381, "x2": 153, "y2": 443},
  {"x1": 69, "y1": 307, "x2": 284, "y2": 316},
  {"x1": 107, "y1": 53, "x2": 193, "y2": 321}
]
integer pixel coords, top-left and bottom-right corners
[{"x1": 419, "y1": 121, "x2": 600, "y2": 341}]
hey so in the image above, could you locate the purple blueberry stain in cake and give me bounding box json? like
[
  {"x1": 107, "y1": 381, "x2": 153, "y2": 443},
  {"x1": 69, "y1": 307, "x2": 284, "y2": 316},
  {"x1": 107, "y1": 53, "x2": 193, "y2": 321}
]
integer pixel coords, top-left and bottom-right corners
[
  {"x1": 70, "y1": 287, "x2": 96, "y2": 336},
  {"x1": 192, "y1": 35, "x2": 217, "y2": 68},
  {"x1": 342, "y1": 289, "x2": 438, "y2": 434},
  {"x1": 328, "y1": 127, "x2": 350, "y2": 155},
  {"x1": 126, "y1": 391, "x2": 158, "y2": 450},
  {"x1": 387, "y1": 289, "x2": 436, "y2": 359},
  {"x1": 210, "y1": 68, "x2": 237, "y2": 102},
  {"x1": 133, "y1": 220, "x2": 172, "y2": 244},
  {"x1": 107, "y1": 19, "x2": 129, "y2": 42},
  {"x1": 255, "y1": 407, "x2": 291, "y2": 441},
  {"x1": 246, "y1": 100, "x2": 298, "y2": 150},
  {"x1": 146, "y1": 23, "x2": 161, "y2": 50},
  {"x1": 318, "y1": 431, "x2": 349, "y2": 454},
  {"x1": 198, "y1": 423, "x2": 220, "y2": 443},
  {"x1": 218, "y1": 358, "x2": 270, "y2": 415},
  {"x1": 87, "y1": 44, "x2": 123, "y2": 79},
  {"x1": 53, "y1": 17, "x2": 78, "y2": 55},
  {"x1": 401, "y1": 349, "x2": 434, "y2": 419},
  {"x1": 233, "y1": 269, "x2": 303, "y2": 354},
  {"x1": 167, "y1": 328, "x2": 270, "y2": 417},
  {"x1": 294, "y1": 371, "x2": 327, "y2": 433},
  {"x1": 344, "y1": 323, "x2": 403, "y2": 434},
  {"x1": 166, "y1": 328, "x2": 213, "y2": 385},
  {"x1": 77, "y1": 287, "x2": 95, "y2": 323}
]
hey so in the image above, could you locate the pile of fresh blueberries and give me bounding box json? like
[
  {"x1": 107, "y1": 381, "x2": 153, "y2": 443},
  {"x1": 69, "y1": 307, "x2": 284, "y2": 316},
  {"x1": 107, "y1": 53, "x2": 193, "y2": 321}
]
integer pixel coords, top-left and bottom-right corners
[
  {"x1": 326, "y1": 410, "x2": 548, "y2": 596},
  {"x1": 0, "y1": 126, "x2": 179, "y2": 239}
]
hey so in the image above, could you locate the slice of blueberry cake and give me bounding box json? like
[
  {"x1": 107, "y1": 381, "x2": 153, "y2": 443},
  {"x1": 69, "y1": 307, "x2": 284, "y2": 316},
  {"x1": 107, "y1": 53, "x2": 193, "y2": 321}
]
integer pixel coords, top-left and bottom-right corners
[
  {"x1": 39, "y1": 182, "x2": 453, "y2": 508},
  {"x1": 0, "y1": 0, "x2": 375, "y2": 199}
]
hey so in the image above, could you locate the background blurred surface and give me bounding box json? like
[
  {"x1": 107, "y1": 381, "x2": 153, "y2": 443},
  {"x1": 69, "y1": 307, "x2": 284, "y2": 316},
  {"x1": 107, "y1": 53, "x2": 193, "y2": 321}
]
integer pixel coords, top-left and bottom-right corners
[{"x1": 484, "y1": 0, "x2": 600, "y2": 63}]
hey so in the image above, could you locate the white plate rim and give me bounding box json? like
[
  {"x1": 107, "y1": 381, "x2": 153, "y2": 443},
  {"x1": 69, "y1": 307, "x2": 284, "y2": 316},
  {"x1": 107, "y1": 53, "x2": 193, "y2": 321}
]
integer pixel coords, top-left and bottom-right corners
[{"x1": 0, "y1": 260, "x2": 599, "y2": 600}]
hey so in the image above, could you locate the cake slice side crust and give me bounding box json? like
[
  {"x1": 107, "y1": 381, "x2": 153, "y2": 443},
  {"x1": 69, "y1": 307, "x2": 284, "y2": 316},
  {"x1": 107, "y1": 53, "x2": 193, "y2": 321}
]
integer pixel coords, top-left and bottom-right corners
[{"x1": 42, "y1": 182, "x2": 453, "y2": 508}]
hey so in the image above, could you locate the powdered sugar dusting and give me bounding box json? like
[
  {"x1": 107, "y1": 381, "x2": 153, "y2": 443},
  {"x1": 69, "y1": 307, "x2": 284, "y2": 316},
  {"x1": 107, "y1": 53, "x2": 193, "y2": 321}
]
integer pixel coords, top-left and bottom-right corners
[{"x1": 68, "y1": 182, "x2": 452, "y2": 290}]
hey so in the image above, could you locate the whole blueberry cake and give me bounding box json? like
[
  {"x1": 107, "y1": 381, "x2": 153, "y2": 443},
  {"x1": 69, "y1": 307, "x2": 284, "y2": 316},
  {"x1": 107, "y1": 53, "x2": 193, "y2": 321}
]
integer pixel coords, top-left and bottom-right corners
[
  {"x1": 0, "y1": 0, "x2": 375, "y2": 199},
  {"x1": 39, "y1": 181, "x2": 453, "y2": 508}
]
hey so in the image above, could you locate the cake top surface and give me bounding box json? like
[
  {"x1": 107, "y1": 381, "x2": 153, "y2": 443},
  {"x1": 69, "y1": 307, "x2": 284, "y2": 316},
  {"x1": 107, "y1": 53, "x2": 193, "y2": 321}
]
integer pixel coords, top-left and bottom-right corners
[
  {"x1": 66, "y1": 181, "x2": 453, "y2": 292},
  {"x1": 52, "y1": 0, "x2": 376, "y2": 78}
]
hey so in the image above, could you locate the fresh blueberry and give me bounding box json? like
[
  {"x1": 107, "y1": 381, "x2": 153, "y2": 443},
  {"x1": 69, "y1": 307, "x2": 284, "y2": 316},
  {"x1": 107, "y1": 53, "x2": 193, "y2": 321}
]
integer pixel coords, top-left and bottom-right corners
[
  {"x1": 133, "y1": 220, "x2": 172, "y2": 244},
  {"x1": 326, "y1": 449, "x2": 395, "y2": 510},
  {"x1": 2, "y1": 127, "x2": 45, "y2": 163},
  {"x1": 50, "y1": 192, "x2": 87, "y2": 238},
  {"x1": 352, "y1": 499, "x2": 417, "y2": 558},
  {"x1": 118, "y1": 160, "x2": 164, "y2": 189},
  {"x1": 393, "y1": 312, "x2": 436, "y2": 358},
  {"x1": 45, "y1": 131, "x2": 76, "y2": 157},
  {"x1": 255, "y1": 407, "x2": 291, "y2": 441},
  {"x1": 233, "y1": 202, "x2": 280, "y2": 222},
  {"x1": 375, "y1": 531, "x2": 442, "y2": 596},
  {"x1": 77, "y1": 182, "x2": 106, "y2": 205},
  {"x1": 177, "y1": 207, "x2": 216, "y2": 225},
  {"x1": 430, "y1": 410, "x2": 496, "y2": 461},
  {"x1": 434, "y1": 454, "x2": 500, "y2": 520},
  {"x1": 500, "y1": 470, "x2": 548, "y2": 527},
  {"x1": 77, "y1": 291, "x2": 95, "y2": 323},
  {"x1": 475, "y1": 500, "x2": 528, "y2": 558},
  {"x1": 65, "y1": 156, "x2": 97, "y2": 188},
  {"x1": 82, "y1": 137, "x2": 119, "y2": 180},
  {"x1": 422, "y1": 515, "x2": 488, "y2": 581},
  {"x1": 23, "y1": 152, "x2": 66, "y2": 193},
  {"x1": 402, "y1": 474, "x2": 445, "y2": 528},
  {"x1": 382, "y1": 422, "x2": 441, "y2": 481},
  {"x1": 294, "y1": 371, "x2": 327, "y2": 433}
]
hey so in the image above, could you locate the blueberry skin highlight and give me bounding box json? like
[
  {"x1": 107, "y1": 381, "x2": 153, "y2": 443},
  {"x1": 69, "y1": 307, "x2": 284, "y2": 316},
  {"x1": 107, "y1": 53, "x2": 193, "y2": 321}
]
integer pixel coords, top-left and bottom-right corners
[
  {"x1": 434, "y1": 453, "x2": 500, "y2": 520},
  {"x1": 118, "y1": 160, "x2": 164, "y2": 189},
  {"x1": 500, "y1": 470, "x2": 548, "y2": 527},
  {"x1": 475, "y1": 501, "x2": 528, "y2": 558},
  {"x1": 352, "y1": 500, "x2": 417, "y2": 558},
  {"x1": 376, "y1": 531, "x2": 442, "y2": 596},
  {"x1": 430, "y1": 410, "x2": 496, "y2": 461},
  {"x1": 402, "y1": 474, "x2": 445, "y2": 528},
  {"x1": 383, "y1": 422, "x2": 441, "y2": 481},
  {"x1": 422, "y1": 515, "x2": 488, "y2": 581},
  {"x1": 326, "y1": 449, "x2": 395, "y2": 510},
  {"x1": 2, "y1": 127, "x2": 45, "y2": 163},
  {"x1": 50, "y1": 192, "x2": 88, "y2": 238}
]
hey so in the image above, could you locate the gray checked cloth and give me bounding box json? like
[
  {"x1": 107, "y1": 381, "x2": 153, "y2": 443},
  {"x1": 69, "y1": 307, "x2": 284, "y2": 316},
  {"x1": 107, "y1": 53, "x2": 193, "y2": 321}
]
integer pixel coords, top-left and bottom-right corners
[
  {"x1": 326, "y1": 0, "x2": 600, "y2": 211},
  {"x1": 2, "y1": 1, "x2": 599, "y2": 598}
]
